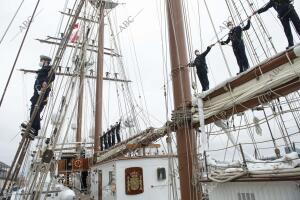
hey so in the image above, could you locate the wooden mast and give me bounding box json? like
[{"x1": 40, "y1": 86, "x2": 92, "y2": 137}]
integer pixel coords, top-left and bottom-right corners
[
  {"x1": 76, "y1": 59, "x2": 84, "y2": 150},
  {"x1": 77, "y1": 8, "x2": 90, "y2": 151},
  {"x1": 94, "y1": 2, "x2": 105, "y2": 157},
  {"x1": 166, "y1": 0, "x2": 201, "y2": 199}
]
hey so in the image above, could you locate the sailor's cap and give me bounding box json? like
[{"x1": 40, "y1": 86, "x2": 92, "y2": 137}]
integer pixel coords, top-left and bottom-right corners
[
  {"x1": 227, "y1": 21, "x2": 233, "y2": 26},
  {"x1": 40, "y1": 55, "x2": 52, "y2": 62}
]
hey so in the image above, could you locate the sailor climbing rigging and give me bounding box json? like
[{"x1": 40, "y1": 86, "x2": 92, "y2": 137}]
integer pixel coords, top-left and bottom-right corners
[
  {"x1": 254, "y1": 0, "x2": 300, "y2": 49},
  {"x1": 190, "y1": 44, "x2": 214, "y2": 92},
  {"x1": 220, "y1": 17, "x2": 252, "y2": 74},
  {"x1": 22, "y1": 55, "x2": 55, "y2": 138}
]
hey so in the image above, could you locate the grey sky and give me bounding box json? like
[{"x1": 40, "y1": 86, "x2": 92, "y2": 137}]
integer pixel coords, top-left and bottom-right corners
[{"x1": 0, "y1": 0, "x2": 299, "y2": 165}]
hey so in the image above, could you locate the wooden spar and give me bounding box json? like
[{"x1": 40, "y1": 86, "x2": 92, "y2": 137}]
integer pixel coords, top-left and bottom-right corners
[
  {"x1": 59, "y1": 11, "x2": 99, "y2": 23},
  {"x1": 40, "y1": 36, "x2": 114, "y2": 51},
  {"x1": 35, "y1": 39, "x2": 120, "y2": 56},
  {"x1": 94, "y1": 2, "x2": 105, "y2": 157},
  {"x1": 166, "y1": 0, "x2": 201, "y2": 199},
  {"x1": 18, "y1": 69, "x2": 131, "y2": 83},
  {"x1": 201, "y1": 46, "x2": 300, "y2": 124}
]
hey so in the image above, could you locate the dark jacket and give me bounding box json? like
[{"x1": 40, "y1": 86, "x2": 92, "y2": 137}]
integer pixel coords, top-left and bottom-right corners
[
  {"x1": 192, "y1": 46, "x2": 211, "y2": 73},
  {"x1": 257, "y1": 0, "x2": 293, "y2": 17},
  {"x1": 115, "y1": 122, "x2": 121, "y2": 133},
  {"x1": 34, "y1": 66, "x2": 55, "y2": 91},
  {"x1": 221, "y1": 20, "x2": 251, "y2": 46}
]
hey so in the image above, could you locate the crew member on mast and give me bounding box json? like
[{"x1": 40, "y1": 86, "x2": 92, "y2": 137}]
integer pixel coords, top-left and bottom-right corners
[
  {"x1": 190, "y1": 45, "x2": 214, "y2": 92},
  {"x1": 103, "y1": 131, "x2": 108, "y2": 150},
  {"x1": 254, "y1": 0, "x2": 300, "y2": 49},
  {"x1": 115, "y1": 121, "x2": 121, "y2": 143},
  {"x1": 100, "y1": 134, "x2": 104, "y2": 151},
  {"x1": 220, "y1": 17, "x2": 252, "y2": 74},
  {"x1": 110, "y1": 125, "x2": 116, "y2": 146},
  {"x1": 107, "y1": 128, "x2": 112, "y2": 148},
  {"x1": 22, "y1": 55, "x2": 55, "y2": 138}
]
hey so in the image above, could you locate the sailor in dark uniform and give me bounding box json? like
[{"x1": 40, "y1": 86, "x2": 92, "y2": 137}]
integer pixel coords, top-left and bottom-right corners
[
  {"x1": 191, "y1": 45, "x2": 214, "y2": 92},
  {"x1": 107, "y1": 128, "x2": 112, "y2": 148},
  {"x1": 110, "y1": 125, "x2": 116, "y2": 146},
  {"x1": 22, "y1": 55, "x2": 55, "y2": 137},
  {"x1": 103, "y1": 131, "x2": 108, "y2": 150},
  {"x1": 255, "y1": 0, "x2": 300, "y2": 49},
  {"x1": 100, "y1": 134, "x2": 104, "y2": 151},
  {"x1": 220, "y1": 18, "x2": 252, "y2": 74},
  {"x1": 115, "y1": 121, "x2": 121, "y2": 143}
]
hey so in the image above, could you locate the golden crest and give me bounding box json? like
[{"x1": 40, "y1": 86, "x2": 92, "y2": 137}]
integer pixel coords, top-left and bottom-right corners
[{"x1": 125, "y1": 167, "x2": 144, "y2": 195}]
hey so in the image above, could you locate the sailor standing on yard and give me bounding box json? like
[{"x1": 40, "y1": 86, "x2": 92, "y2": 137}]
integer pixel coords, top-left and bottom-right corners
[
  {"x1": 190, "y1": 45, "x2": 214, "y2": 92},
  {"x1": 220, "y1": 17, "x2": 252, "y2": 74},
  {"x1": 115, "y1": 121, "x2": 121, "y2": 143},
  {"x1": 22, "y1": 55, "x2": 55, "y2": 138},
  {"x1": 254, "y1": 0, "x2": 300, "y2": 49}
]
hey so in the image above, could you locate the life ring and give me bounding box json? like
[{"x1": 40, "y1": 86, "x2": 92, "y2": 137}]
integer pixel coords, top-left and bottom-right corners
[{"x1": 74, "y1": 159, "x2": 82, "y2": 168}]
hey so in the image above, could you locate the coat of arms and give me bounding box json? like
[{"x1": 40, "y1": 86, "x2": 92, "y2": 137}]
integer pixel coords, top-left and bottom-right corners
[{"x1": 125, "y1": 167, "x2": 144, "y2": 195}]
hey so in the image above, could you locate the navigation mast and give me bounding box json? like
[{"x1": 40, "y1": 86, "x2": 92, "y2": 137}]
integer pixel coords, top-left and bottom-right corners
[
  {"x1": 93, "y1": 0, "x2": 118, "y2": 158},
  {"x1": 166, "y1": 0, "x2": 202, "y2": 199}
]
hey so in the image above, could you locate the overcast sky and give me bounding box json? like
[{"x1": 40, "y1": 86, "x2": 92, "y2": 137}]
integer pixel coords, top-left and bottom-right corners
[{"x1": 0, "y1": 0, "x2": 299, "y2": 165}]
